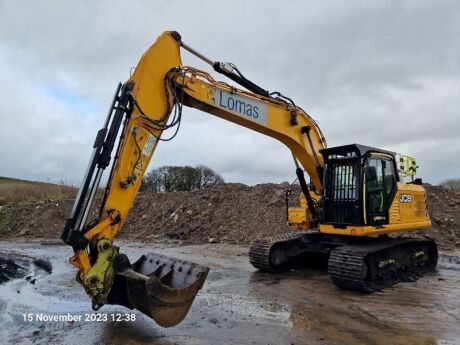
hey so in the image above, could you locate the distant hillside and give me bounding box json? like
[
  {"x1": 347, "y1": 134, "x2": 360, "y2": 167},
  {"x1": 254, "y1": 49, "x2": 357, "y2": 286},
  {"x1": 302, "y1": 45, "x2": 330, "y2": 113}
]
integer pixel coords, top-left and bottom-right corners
[{"x1": 0, "y1": 176, "x2": 77, "y2": 205}]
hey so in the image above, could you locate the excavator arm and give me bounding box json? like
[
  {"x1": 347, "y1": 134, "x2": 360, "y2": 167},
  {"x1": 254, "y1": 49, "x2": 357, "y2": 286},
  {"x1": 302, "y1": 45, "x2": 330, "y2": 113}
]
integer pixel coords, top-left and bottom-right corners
[{"x1": 61, "y1": 31, "x2": 326, "y2": 327}]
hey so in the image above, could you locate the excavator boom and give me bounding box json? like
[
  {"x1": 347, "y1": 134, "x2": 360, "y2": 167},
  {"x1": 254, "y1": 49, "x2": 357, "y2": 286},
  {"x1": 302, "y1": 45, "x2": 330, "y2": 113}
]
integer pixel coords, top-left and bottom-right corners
[{"x1": 61, "y1": 32, "x2": 211, "y2": 327}]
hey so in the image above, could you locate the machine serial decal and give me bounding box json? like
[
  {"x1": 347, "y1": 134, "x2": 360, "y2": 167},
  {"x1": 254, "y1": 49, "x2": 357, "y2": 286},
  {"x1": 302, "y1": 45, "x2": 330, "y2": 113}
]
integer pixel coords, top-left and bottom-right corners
[
  {"x1": 399, "y1": 194, "x2": 412, "y2": 203},
  {"x1": 142, "y1": 134, "x2": 157, "y2": 156},
  {"x1": 212, "y1": 88, "x2": 268, "y2": 126}
]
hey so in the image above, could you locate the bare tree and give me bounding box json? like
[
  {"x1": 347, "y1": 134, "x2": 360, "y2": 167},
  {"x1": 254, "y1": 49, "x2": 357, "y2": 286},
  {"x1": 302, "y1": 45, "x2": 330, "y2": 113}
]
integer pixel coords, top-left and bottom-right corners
[
  {"x1": 142, "y1": 169, "x2": 161, "y2": 193},
  {"x1": 440, "y1": 178, "x2": 460, "y2": 191},
  {"x1": 197, "y1": 165, "x2": 224, "y2": 188}
]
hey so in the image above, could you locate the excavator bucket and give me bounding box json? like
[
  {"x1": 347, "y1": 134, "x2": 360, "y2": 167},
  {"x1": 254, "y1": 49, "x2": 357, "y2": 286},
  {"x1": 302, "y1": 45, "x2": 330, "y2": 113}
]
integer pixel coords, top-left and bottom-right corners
[{"x1": 106, "y1": 252, "x2": 209, "y2": 327}]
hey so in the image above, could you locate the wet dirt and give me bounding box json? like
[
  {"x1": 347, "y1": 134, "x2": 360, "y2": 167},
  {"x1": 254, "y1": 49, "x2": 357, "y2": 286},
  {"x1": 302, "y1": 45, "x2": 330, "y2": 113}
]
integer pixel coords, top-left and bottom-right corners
[{"x1": 0, "y1": 240, "x2": 459, "y2": 345}]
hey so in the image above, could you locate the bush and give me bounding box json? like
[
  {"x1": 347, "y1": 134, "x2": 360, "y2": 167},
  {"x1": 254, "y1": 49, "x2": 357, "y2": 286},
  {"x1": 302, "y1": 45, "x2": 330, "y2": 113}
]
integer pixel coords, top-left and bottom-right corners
[{"x1": 141, "y1": 165, "x2": 223, "y2": 193}]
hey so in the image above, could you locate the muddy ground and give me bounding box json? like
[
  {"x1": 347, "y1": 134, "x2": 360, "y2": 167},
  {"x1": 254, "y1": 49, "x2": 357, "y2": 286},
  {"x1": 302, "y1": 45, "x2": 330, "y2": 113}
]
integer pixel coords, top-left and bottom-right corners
[
  {"x1": 0, "y1": 240, "x2": 459, "y2": 345},
  {"x1": 1, "y1": 183, "x2": 459, "y2": 250}
]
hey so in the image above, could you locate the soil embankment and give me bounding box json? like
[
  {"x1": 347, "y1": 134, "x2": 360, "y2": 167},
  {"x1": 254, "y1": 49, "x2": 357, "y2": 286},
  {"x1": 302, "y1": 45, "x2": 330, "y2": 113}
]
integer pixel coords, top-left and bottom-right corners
[{"x1": 0, "y1": 183, "x2": 459, "y2": 250}]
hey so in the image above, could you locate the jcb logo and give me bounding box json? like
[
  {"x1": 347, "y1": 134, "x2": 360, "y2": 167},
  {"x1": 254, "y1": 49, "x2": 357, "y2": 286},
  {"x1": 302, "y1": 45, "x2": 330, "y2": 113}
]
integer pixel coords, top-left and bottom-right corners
[{"x1": 400, "y1": 194, "x2": 412, "y2": 203}]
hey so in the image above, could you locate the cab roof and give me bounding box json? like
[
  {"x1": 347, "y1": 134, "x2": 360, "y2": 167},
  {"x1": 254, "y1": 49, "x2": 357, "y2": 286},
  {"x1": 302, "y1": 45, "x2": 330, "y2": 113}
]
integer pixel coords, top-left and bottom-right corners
[{"x1": 320, "y1": 144, "x2": 396, "y2": 160}]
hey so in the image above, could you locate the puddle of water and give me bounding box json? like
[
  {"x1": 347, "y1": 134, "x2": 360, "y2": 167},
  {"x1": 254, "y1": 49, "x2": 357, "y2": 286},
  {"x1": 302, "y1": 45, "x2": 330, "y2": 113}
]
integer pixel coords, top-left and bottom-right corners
[{"x1": 0, "y1": 240, "x2": 459, "y2": 345}]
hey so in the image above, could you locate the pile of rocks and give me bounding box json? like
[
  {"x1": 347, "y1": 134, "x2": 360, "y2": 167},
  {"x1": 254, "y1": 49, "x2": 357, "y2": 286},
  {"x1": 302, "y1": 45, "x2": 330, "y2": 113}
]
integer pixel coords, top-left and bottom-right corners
[{"x1": 1, "y1": 183, "x2": 459, "y2": 250}]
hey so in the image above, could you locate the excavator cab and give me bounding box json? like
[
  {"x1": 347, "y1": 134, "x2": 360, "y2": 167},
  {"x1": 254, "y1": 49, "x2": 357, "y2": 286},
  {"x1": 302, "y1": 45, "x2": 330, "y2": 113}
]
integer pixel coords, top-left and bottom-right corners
[{"x1": 321, "y1": 144, "x2": 399, "y2": 227}]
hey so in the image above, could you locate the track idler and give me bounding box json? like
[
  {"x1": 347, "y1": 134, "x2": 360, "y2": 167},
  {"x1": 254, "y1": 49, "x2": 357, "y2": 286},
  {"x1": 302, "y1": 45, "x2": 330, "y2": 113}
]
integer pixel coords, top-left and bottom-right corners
[{"x1": 105, "y1": 252, "x2": 209, "y2": 327}]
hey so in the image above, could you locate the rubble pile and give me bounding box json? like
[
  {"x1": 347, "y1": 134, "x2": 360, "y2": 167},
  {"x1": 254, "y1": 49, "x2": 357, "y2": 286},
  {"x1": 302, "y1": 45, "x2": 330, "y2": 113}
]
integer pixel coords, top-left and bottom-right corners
[
  {"x1": 421, "y1": 185, "x2": 460, "y2": 250},
  {"x1": 0, "y1": 183, "x2": 458, "y2": 250},
  {"x1": 126, "y1": 183, "x2": 293, "y2": 243}
]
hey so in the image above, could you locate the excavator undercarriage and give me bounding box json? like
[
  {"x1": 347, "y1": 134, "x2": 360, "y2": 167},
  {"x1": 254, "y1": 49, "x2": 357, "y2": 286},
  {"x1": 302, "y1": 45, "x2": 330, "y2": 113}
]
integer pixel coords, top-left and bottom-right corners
[{"x1": 249, "y1": 231, "x2": 437, "y2": 292}]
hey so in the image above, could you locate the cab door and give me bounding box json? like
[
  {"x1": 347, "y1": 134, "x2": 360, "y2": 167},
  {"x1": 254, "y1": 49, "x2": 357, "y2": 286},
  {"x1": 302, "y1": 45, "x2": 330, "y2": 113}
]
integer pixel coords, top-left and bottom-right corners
[{"x1": 364, "y1": 156, "x2": 397, "y2": 226}]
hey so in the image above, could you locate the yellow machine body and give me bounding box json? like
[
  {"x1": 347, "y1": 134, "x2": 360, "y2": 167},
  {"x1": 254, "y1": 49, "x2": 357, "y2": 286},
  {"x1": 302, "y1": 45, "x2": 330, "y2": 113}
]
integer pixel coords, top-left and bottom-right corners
[
  {"x1": 62, "y1": 31, "x2": 434, "y2": 327},
  {"x1": 289, "y1": 183, "x2": 431, "y2": 236}
]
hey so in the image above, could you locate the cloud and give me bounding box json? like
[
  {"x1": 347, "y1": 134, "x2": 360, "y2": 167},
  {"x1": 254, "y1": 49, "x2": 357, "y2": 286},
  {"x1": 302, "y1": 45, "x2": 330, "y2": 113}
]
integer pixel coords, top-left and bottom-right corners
[{"x1": 0, "y1": 0, "x2": 458, "y2": 185}]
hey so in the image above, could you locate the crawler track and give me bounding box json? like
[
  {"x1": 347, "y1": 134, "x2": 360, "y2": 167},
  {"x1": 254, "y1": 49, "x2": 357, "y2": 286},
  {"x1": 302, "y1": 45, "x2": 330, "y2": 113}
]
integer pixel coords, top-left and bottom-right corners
[
  {"x1": 249, "y1": 232, "x2": 309, "y2": 272},
  {"x1": 328, "y1": 238, "x2": 438, "y2": 292},
  {"x1": 249, "y1": 232, "x2": 438, "y2": 292}
]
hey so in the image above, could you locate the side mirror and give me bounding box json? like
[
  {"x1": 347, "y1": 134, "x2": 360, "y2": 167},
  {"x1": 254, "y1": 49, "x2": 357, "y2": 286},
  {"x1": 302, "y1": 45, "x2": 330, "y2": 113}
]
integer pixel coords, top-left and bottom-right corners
[{"x1": 364, "y1": 166, "x2": 377, "y2": 181}]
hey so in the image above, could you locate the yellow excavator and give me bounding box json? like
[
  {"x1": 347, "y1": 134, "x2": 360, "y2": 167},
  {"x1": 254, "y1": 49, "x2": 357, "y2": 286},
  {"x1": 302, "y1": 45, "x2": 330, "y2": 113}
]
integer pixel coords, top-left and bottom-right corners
[{"x1": 61, "y1": 31, "x2": 437, "y2": 327}]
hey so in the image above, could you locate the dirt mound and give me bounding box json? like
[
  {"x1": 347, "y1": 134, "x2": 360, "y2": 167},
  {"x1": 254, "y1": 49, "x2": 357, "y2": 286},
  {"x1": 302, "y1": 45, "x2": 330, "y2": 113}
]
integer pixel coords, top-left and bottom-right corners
[
  {"x1": 420, "y1": 185, "x2": 460, "y2": 250},
  {"x1": 126, "y1": 183, "x2": 292, "y2": 243},
  {"x1": 0, "y1": 183, "x2": 459, "y2": 250}
]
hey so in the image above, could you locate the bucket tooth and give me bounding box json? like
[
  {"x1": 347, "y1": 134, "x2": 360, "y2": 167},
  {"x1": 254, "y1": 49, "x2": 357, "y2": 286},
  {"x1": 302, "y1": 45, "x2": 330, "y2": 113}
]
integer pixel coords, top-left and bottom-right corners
[
  {"x1": 152, "y1": 265, "x2": 163, "y2": 277},
  {"x1": 160, "y1": 269, "x2": 174, "y2": 285},
  {"x1": 106, "y1": 252, "x2": 209, "y2": 327}
]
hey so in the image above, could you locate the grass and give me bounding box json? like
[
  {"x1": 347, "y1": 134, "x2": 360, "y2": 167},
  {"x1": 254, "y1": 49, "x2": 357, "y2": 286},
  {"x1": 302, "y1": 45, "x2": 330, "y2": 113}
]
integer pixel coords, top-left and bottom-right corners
[{"x1": 0, "y1": 176, "x2": 77, "y2": 205}]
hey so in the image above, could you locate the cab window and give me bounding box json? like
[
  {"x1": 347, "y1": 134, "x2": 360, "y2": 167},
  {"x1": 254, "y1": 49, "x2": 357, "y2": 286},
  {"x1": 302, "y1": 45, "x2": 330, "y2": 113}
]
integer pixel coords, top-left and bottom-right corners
[
  {"x1": 383, "y1": 159, "x2": 396, "y2": 202},
  {"x1": 366, "y1": 158, "x2": 385, "y2": 216},
  {"x1": 365, "y1": 156, "x2": 397, "y2": 225}
]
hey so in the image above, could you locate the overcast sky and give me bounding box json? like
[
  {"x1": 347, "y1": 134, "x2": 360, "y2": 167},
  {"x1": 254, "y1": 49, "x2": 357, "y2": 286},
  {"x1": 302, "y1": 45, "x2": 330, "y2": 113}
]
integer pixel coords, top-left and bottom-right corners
[{"x1": 0, "y1": 0, "x2": 458, "y2": 186}]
